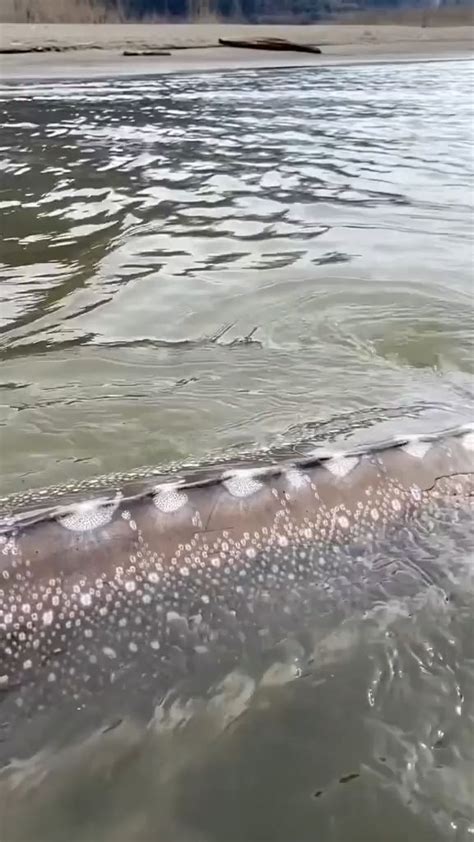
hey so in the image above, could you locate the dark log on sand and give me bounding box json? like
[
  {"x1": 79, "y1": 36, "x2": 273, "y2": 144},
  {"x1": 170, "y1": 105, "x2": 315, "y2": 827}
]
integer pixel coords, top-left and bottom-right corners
[
  {"x1": 218, "y1": 37, "x2": 321, "y2": 54},
  {"x1": 122, "y1": 50, "x2": 171, "y2": 57},
  {"x1": 0, "y1": 45, "x2": 63, "y2": 54}
]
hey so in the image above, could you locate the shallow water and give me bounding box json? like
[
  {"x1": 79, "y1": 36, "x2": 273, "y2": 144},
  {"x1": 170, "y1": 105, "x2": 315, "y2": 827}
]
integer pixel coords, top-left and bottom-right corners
[{"x1": 0, "y1": 60, "x2": 473, "y2": 841}]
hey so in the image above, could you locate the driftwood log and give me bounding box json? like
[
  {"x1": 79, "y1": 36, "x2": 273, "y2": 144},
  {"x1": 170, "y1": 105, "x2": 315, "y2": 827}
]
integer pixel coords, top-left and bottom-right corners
[
  {"x1": 0, "y1": 46, "x2": 63, "y2": 54},
  {"x1": 218, "y1": 37, "x2": 321, "y2": 54},
  {"x1": 122, "y1": 50, "x2": 171, "y2": 57}
]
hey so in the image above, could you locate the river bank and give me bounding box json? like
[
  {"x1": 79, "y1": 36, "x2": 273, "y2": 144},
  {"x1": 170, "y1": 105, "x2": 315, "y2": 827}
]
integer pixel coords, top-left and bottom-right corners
[{"x1": 0, "y1": 23, "x2": 472, "y2": 79}]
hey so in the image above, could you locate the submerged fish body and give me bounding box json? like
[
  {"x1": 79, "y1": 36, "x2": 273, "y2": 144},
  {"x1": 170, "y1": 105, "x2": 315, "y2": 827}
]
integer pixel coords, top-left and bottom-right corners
[{"x1": 0, "y1": 422, "x2": 473, "y2": 768}]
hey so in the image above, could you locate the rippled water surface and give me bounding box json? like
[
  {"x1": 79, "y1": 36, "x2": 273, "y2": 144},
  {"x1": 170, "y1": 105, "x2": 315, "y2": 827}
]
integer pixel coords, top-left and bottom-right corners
[{"x1": 0, "y1": 60, "x2": 473, "y2": 841}]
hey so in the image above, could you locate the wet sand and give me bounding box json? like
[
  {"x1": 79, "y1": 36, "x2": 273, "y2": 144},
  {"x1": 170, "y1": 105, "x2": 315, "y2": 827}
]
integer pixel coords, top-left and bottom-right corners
[{"x1": 0, "y1": 23, "x2": 472, "y2": 79}]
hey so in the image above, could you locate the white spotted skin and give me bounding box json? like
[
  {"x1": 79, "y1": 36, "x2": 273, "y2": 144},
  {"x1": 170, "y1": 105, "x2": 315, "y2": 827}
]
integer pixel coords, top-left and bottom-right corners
[
  {"x1": 0, "y1": 425, "x2": 472, "y2": 766},
  {"x1": 153, "y1": 486, "x2": 188, "y2": 514},
  {"x1": 401, "y1": 439, "x2": 432, "y2": 459},
  {"x1": 59, "y1": 501, "x2": 117, "y2": 532},
  {"x1": 410, "y1": 485, "x2": 422, "y2": 502},
  {"x1": 324, "y1": 456, "x2": 359, "y2": 479},
  {"x1": 223, "y1": 471, "x2": 264, "y2": 499},
  {"x1": 284, "y1": 468, "x2": 310, "y2": 491}
]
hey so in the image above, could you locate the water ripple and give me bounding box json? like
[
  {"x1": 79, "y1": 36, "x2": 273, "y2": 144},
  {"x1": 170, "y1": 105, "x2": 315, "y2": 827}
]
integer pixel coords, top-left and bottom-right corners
[{"x1": 0, "y1": 61, "x2": 473, "y2": 490}]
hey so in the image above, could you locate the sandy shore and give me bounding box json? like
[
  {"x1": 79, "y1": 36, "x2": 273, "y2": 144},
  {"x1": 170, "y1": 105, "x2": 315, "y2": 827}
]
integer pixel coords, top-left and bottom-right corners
[{"x1": 0, "y1": 23, "x2": 472, "y2": 79}]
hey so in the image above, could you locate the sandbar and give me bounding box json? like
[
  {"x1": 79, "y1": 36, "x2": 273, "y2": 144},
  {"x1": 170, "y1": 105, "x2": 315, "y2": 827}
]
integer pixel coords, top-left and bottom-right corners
[{"x1": 0, "y1": 23, "x2": 472, "y2": 80}]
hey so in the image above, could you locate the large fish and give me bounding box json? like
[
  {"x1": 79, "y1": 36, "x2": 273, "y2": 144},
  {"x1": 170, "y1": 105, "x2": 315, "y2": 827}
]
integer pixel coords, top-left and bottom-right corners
[{"x1": 0, "y1": 421, "x2": 473, "y2": 769}]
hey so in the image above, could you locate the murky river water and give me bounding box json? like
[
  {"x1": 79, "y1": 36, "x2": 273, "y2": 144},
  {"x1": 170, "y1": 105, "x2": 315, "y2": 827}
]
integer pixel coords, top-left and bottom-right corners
[{"x1": 0, "y1": 60, "x2": 473, "y2": 841}]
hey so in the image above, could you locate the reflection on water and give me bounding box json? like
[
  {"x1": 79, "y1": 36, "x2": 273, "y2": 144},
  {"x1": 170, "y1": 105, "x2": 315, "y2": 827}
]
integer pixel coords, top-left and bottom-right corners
[
  {"x1": 0, "y1": 61, "x2": 473, "y2": 494},
  {"x1": 0, "y1": 60, "x2": 473, "y2": 841}
]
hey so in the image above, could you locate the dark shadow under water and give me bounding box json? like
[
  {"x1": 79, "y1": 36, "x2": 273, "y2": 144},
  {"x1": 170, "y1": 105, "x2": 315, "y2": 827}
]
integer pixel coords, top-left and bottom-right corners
[{"x1": 0, "y1": 505, "x2": 473, "y2": 842}]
